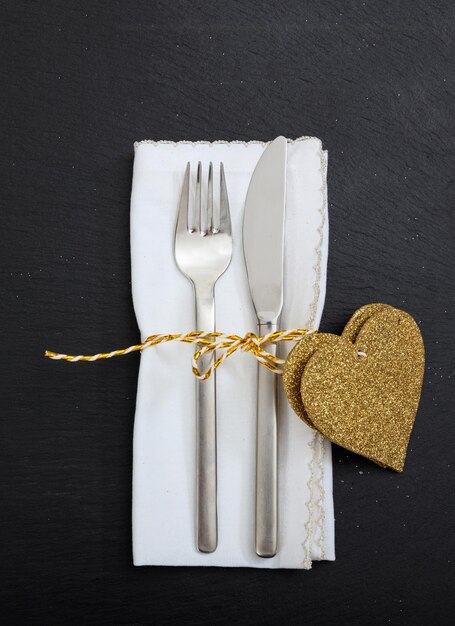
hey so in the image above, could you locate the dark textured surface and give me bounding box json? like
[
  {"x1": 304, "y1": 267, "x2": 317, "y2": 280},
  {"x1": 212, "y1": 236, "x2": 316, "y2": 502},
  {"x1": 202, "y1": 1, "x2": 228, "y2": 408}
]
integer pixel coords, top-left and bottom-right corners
[{"x1": 1, "y1": 1, "x2": 454, "y2": 624}]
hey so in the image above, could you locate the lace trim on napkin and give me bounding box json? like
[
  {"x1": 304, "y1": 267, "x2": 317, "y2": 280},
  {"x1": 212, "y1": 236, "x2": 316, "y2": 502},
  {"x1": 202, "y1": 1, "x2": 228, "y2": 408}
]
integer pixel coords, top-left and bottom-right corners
[
  {"x1": 134, "y1": 136, "x2": 322, "y2": 149},
  {"x1": 302, "y1": 433, "x2": 327, "y2": 569},
  {"x1": 302, "y1": 145, "x2": 328, "y2": 569}
]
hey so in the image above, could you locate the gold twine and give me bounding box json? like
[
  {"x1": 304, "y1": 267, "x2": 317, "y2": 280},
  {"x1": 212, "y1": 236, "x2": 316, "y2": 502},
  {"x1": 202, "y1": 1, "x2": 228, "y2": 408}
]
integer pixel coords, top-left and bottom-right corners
[{"x1": 45, "y1": 328, "x2": 316, "y2": 380}]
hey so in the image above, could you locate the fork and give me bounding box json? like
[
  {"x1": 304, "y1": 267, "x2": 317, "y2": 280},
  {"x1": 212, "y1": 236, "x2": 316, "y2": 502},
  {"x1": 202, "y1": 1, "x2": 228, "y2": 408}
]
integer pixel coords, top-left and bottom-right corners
[{"x1": 174, "y1": 161, "x2": 233, "y2": 553}]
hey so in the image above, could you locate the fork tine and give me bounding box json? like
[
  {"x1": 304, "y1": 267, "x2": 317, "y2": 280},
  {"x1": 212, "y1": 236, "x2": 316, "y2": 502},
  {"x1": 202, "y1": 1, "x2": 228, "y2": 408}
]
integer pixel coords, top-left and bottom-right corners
[
  {"x1": 194, "y1": 161, "x2": 202, "y2": 233},
  {"x1": 176, "y1": 162, "x2": 190, "y2": 233},
  {"x1": 219, "y1": 162, "x2": 232, "y2": 234},
  {"x1": 206, "y1": 162, "x2": 213, "y2": 234}
]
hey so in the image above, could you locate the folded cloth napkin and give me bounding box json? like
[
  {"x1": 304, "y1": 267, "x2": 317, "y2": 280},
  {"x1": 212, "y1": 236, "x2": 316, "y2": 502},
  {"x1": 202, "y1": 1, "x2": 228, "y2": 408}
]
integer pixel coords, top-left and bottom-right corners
[{"x1": 130, "y1": 137, "x2": 335, "y2": 569}]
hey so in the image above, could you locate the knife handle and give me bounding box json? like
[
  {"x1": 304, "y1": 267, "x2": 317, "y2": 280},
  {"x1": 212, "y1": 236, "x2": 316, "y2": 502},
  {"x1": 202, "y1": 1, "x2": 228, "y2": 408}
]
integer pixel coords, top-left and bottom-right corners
[
  {"x1": 255, "y1": 322, "x2": 278, "y2": 558},
  {"x1": 194, "y1": 285, "x2": 217, "y2": 553}
]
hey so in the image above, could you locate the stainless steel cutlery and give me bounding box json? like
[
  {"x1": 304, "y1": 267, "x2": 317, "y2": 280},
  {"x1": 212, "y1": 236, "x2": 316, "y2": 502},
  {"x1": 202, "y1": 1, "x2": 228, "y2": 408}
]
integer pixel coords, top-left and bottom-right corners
[
  {"x1": 174, "y1": 161, "x2": 233, "y2": 553},
  {"x1": 174, "y1": 139, "x2": 287, "y2": 556},
  {"x1": 243, "y1": 137, "x2": 288, "y2": 557}
]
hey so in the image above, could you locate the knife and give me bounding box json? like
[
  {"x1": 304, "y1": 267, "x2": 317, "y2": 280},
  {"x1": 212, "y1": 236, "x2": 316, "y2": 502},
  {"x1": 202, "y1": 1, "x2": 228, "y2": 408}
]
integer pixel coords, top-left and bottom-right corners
[{"x1": 243, "y1": 136, "x2": 287, "y2": 557}]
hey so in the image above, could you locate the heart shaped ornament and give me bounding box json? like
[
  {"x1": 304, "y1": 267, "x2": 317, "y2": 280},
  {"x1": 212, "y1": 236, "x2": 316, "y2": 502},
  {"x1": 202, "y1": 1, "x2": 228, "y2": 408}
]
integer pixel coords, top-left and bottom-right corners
[
  {"x1": 283, "y1": 305, "x2": 425, "y2": 471},
  {"x1": 283, "y1": 303, "x2": 396, "y2": 428}
]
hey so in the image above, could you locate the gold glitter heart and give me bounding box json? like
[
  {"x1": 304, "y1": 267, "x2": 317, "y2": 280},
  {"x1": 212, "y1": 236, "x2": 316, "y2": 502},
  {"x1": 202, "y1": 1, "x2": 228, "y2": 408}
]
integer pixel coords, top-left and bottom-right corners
[
  {"x1": 283, "y1": 333, "x2": 340, "y2": 427},
  {"x1": 300, "y1": 307, "x2": 424, "y2": 471},
  {"x1": 341, "y1": 303, "x2": 395, "y2": 341},
  {"x1": 283, "y1": 304, "x2": 395, "y2": 428}
]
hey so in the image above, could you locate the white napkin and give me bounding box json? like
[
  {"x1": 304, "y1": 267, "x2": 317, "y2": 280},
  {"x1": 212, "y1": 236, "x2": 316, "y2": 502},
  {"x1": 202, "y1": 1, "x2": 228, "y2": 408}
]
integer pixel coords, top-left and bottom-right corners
[{"x1": 130, "y1": 137, "x2": 335, "y2": 569}]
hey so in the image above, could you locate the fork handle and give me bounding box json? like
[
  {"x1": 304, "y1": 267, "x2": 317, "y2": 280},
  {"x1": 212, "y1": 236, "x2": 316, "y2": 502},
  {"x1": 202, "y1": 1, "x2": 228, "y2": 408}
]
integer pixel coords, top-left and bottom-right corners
[{"x1": 194, "y1": 284, "x2": 217, "y2": 553}]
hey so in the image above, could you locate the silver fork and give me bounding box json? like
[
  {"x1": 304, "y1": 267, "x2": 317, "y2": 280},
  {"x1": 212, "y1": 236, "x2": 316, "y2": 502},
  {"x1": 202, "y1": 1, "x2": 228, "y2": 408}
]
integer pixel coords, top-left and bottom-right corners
[{"x1": 174, "y1": 161, "x2": 233, "y2": 553}]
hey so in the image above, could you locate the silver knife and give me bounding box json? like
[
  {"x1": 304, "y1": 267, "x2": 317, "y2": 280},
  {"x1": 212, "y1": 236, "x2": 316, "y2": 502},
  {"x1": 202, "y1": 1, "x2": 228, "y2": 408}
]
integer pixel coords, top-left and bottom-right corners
[{"x1": 243, "y1": 136, "x2": 287, "y2": 557}]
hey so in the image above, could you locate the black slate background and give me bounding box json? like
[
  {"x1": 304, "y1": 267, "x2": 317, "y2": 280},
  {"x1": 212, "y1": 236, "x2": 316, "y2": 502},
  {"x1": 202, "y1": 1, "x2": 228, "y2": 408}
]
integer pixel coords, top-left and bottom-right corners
[{"x1": 1, "y1": 1, "x2": 454, "y2": 624}]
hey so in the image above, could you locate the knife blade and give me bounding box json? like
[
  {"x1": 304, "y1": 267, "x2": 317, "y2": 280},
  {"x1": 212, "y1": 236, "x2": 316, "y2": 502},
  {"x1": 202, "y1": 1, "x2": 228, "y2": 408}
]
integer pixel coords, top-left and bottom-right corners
[{"x1": 243, "y1": 136, "x2": 287, "y2": 557}]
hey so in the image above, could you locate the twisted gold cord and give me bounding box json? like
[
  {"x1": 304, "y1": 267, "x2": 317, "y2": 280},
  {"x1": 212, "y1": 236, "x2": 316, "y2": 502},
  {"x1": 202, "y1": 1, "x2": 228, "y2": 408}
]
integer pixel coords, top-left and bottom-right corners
[{"x1": 45, "y1": 328, "x2": 316, "y2": 379}]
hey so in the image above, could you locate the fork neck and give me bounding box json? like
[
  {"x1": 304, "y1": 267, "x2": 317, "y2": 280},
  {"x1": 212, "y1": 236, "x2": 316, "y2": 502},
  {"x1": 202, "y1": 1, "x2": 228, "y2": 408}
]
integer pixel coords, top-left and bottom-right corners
[{"x1": 194, "y1": 283, "x2": 215, "y2": 332}]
